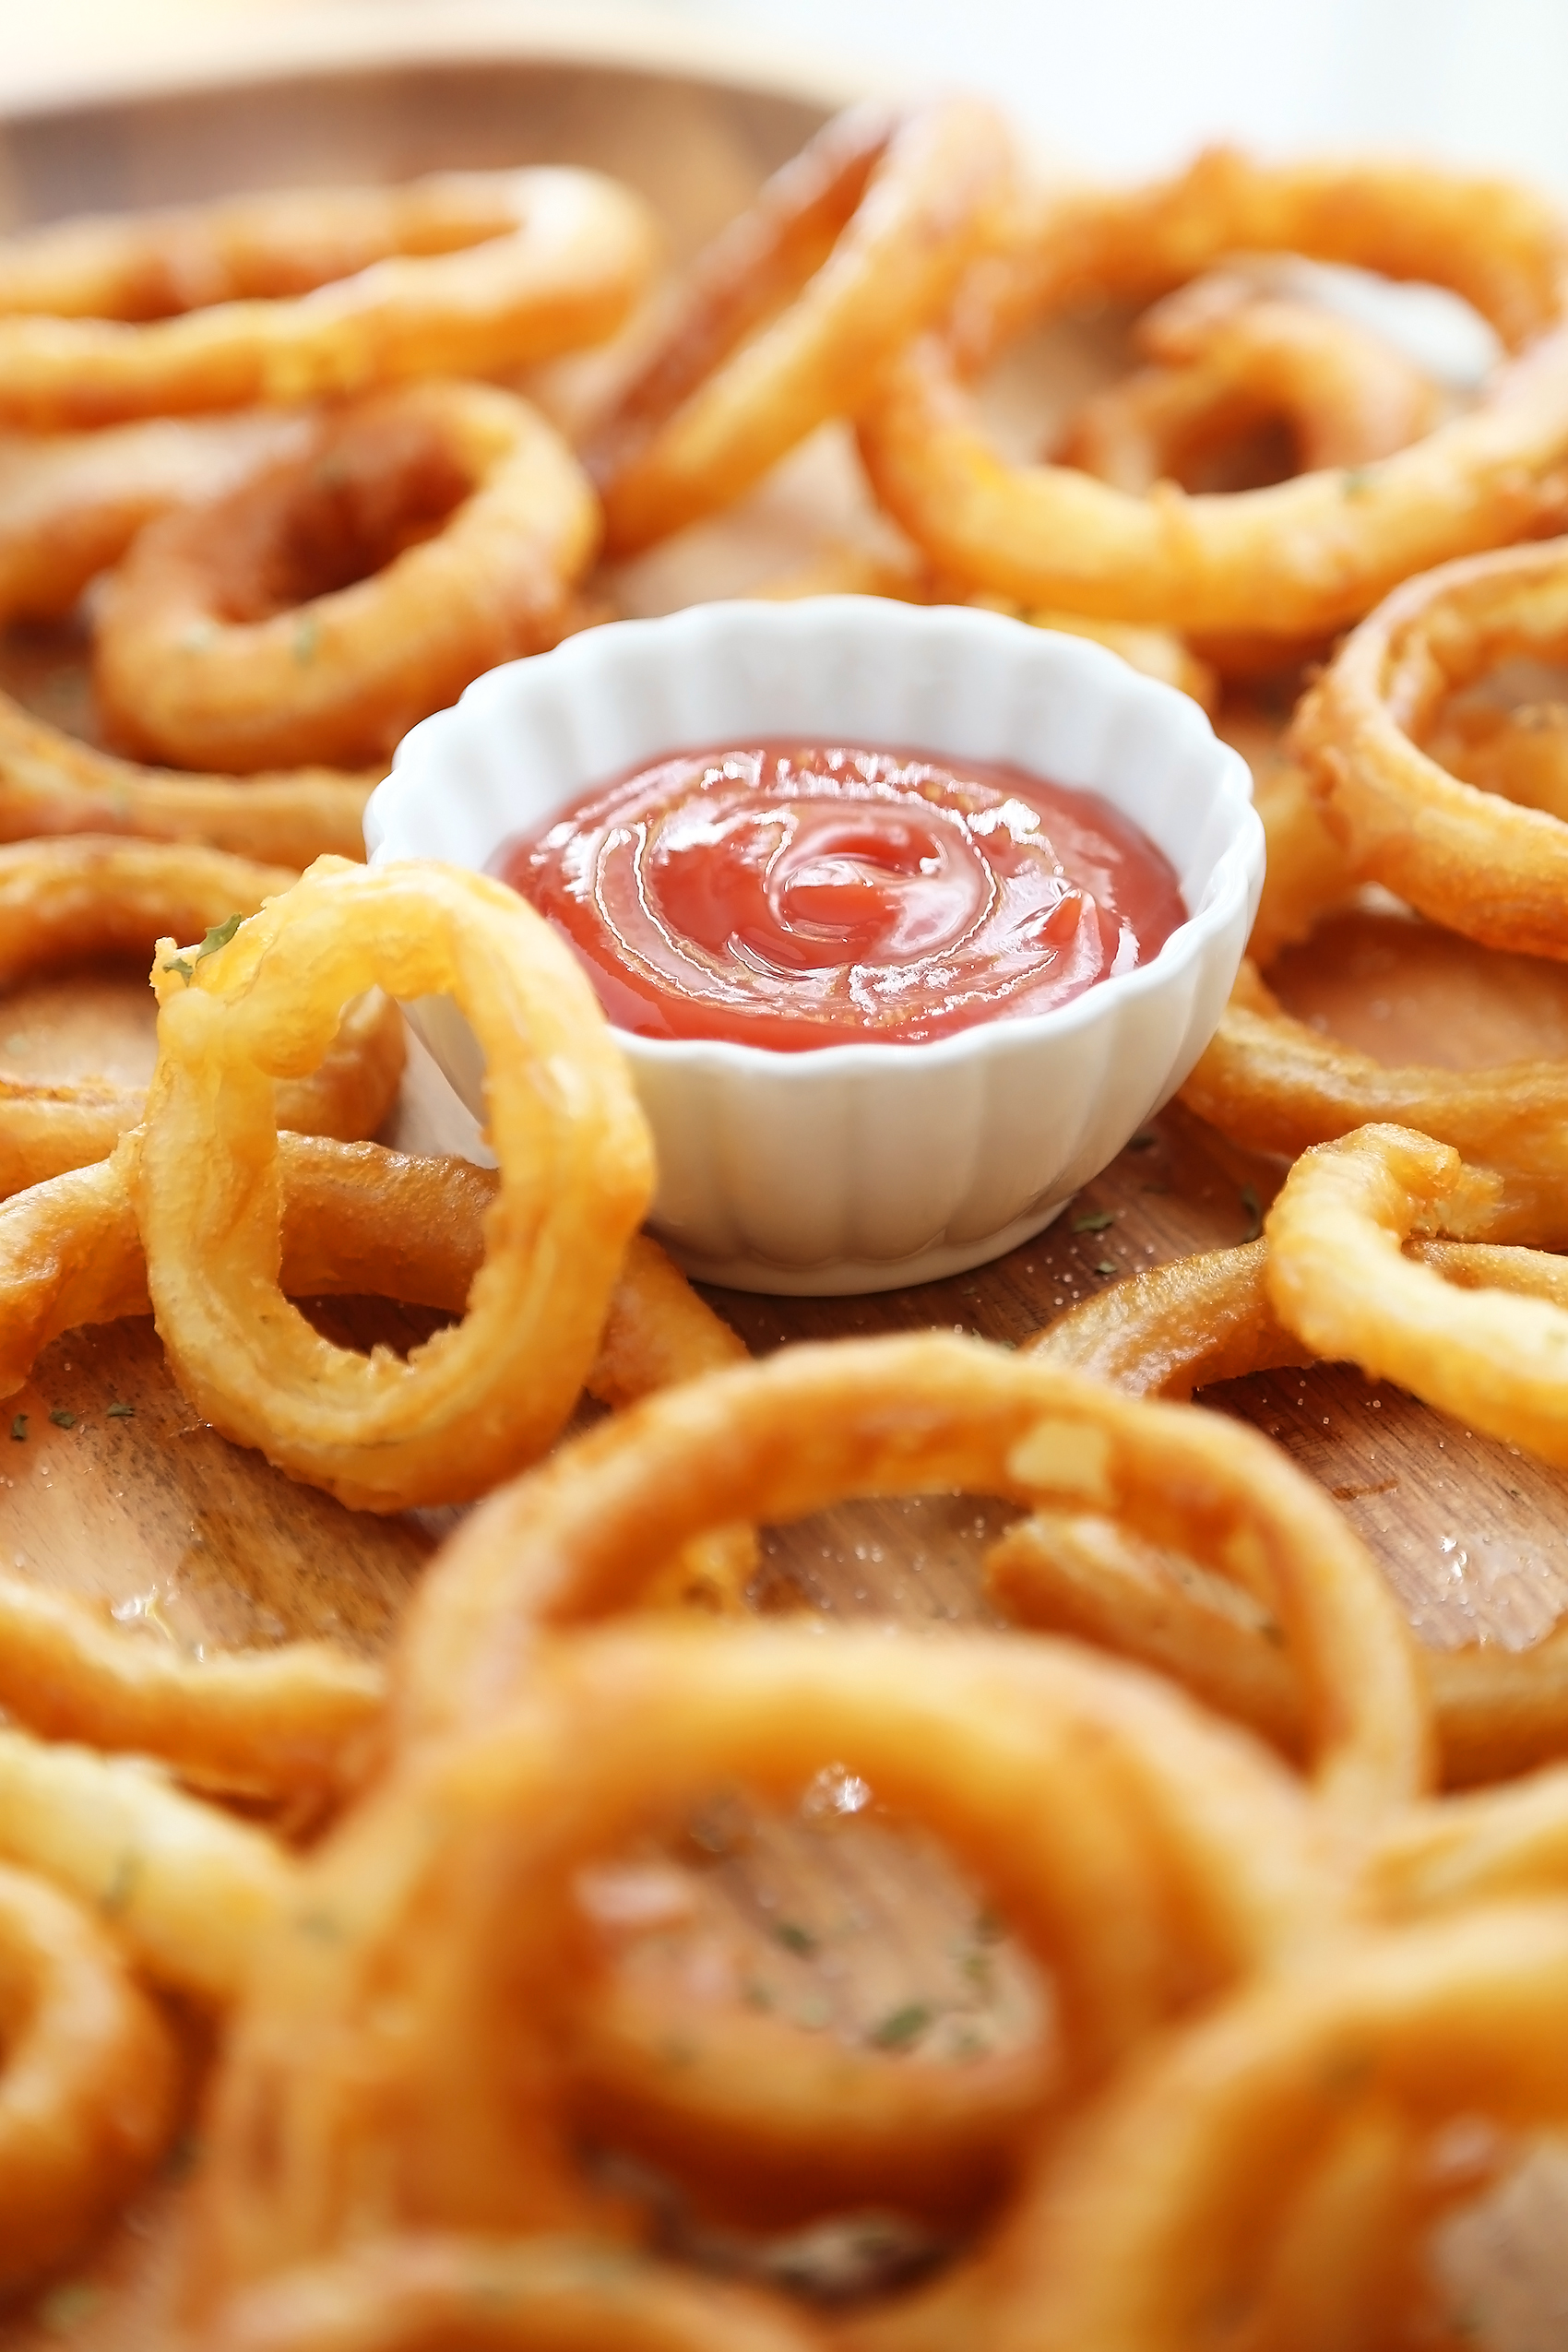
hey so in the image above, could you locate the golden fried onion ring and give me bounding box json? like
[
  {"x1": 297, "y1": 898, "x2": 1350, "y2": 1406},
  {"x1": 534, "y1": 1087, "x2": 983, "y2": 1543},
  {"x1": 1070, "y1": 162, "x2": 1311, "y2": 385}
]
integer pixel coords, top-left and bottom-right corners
[
  {"x1": 135, "y1": 859, "x2": 652, "y2": 1510},
  {"x1": 1023, "y1": 1212, "x2": 1568, "y2": 1785},
  {"x1": 1180, "y1": 958, "x2": 1568, "y2": 1245},
  {"x1": 1266, "y1": 1123, "x2": 1568, "y2": 1464},
  {"x1": 0, "y1": 168, "x2": 658, "y2": 428},
  {"x1": 0, "y1": 836, "x2": 406, "y2": 1197},
  {"x1": 0, "y1": 1859, "x2": 177, "y2": 2297},
  {"x1": 1057, "y1": 267, "x2": 1442, "y2": 494},
  {"x1": 95, "y1": 380, "x2": 600, "y2": 773},
  {"x1": 403, "y1": 1333, "x2": 1428, "y2": 1819},
  {"x1": 0, "y1": 686, "x2": 375, "y2": 867},
  {"x1": 1292, "y1": 534, "x2": 1568, "y2": 958},
  {"x1": 206, "y1": 2237, "x2": 822, "y2": 2352},
  {"x1": 190, "y1": 1622, "x2": 1338, "y2": 2313},
  {"x1": 858, "y1": 148, "x2": 1568, "y2": 636},
  {"x1": 0, "y1": 1725, "x2": 294, "y2": 2005},
  {"x1": 944, "y1": 1900, "x2": 1568, "y2": 2348},
  {"x1": 0, "y1": 1133, "x2": 739, "y2": 1798},
  {"x1": 587, "y1": 100, "x2": 1015, "y2": 554},
  {"x1": 0, "y1": 408, "x2": 315, "y2": 626}
]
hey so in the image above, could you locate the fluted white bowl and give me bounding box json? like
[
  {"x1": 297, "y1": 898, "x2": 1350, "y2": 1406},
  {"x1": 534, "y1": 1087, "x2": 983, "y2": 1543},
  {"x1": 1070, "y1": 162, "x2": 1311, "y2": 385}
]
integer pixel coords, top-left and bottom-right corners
[{"x1": 366, "y1": 599, "x2": 1261, "y2": 1293}]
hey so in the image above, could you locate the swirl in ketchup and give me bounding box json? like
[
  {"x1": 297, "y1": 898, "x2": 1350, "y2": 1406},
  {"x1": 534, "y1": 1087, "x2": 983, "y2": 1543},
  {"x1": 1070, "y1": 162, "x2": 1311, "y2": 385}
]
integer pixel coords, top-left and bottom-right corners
[{"x1": 495, "y1": 743, "x2": 1185, "y2": 1051}]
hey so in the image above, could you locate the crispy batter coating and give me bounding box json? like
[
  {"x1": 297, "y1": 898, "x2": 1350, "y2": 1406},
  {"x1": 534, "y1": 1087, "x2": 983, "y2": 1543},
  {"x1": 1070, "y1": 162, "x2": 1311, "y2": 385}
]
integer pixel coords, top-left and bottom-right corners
[
  {"x1": 0, "y1": 1859, "x2": 178, "y2": 2297},
  {"x1": 96, "y1": 381, "x2": 600, "y2": 772},
  {"x1": 587, "y1": 101, "x2": 1016, "y2": 553},
  {"x1": 858, "y1": 148, "x2": 1568, "y2": 636},
  {"x1": 0, "y1": 168, "x2": 658, "y2": 428}
]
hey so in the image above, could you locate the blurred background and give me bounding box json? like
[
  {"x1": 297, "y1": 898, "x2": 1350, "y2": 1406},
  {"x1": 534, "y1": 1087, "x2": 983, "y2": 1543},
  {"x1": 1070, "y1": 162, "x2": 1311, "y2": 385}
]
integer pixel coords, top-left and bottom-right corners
[{"x1": 3, "y1": 0, "x2": 1567, "y2": 199}]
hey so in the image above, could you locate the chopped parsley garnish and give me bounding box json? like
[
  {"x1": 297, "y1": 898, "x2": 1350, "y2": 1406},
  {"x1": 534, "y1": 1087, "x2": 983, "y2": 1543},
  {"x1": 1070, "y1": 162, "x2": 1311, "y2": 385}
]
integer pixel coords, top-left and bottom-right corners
[
  {"x1": 1072, "y1": 1209, "x2": 1115, "y2": 1234},
  {"x1": 774, "y1": 1919, "x2": 817, "y2": 1955},
  {"x1": 49, "y1": 1408, "x2": 77, "y2": 1430},
  {"x1": 8, "y1": 1413, "x2": 24, "y2": 1442},
  {"x1": 107, "y1": 1400, "x2": 135, "y2": 1419},
  {"x1": 162, "y1": 912, "x2": 244, "y2": 987},
  {"x1": 869, "y1": 2002, "x2": 932, "y2": 2050}
]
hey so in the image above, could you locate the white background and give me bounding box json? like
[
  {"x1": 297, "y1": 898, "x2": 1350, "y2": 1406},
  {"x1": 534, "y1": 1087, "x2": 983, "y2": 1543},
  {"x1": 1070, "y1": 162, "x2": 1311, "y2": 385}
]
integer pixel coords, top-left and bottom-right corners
[{"x1": 3, "y1": 0, "x2": 1566, "y2": 206}]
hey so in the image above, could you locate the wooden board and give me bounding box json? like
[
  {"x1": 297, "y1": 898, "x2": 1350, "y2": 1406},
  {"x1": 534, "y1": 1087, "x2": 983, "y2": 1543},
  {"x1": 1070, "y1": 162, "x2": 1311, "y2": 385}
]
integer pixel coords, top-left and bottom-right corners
[{"x1": 2, "y1": 40, "x2": 1567, "y2": 2350}]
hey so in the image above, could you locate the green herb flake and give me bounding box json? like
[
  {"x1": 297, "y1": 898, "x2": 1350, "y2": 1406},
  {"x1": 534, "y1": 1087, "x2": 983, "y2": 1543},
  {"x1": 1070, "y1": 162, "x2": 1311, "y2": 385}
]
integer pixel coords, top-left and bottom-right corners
[
  {"x1": 1072, "y1": 1209, "x2": 1115, "y2": 1233},
  {"x1": 8, "y1": 1413, "x2": 24, "y2": 1443},
  {"x1": 774, "y1": 1919, "x2": 817, "y2": 1956},
  {"x1": 1094, "y1": 1259, "x2": 1118, "y2": 1277},
  {"x1": 293, "y1": 614, "x2": 320, "y2": 665},
  {"x1": 162, "y1": 913, "x2": 244, "y2": 989},
  {"x1": 1128, "y1": 1129, "x2": 1158, "y2": 1151},
  {"x1": 795, "y1": 1996, "x2": 832, "y2": 2031},
  {"x1": 869, "y1": 2002, "x2": 932, "y2": 2050},
  {"x1": 37, "y1": 2281, "x2": 103, "y2": 2334},
  {"x1": 742, "y1": 1979, "x2": 776, "y2": 2012},
  {"x1": 195, "y1": 912, "x2": 243, "y2": 965},
  {"x1": 49, "y1": 1408, "x2": 77, "y2": 1430},
  {"x1": 1240, "y1": 1182, "x2": 1264, "y2": 1242},
  {"x1": 973, "y1": 1905, "x2": 1004, "y2": 1943},
  {"x1": 107, "y1": 1401, "x2": 135, "y2": 1420},
  {"x1": 1341, "y1": 467, "x2": 1373, "y2": 498}
]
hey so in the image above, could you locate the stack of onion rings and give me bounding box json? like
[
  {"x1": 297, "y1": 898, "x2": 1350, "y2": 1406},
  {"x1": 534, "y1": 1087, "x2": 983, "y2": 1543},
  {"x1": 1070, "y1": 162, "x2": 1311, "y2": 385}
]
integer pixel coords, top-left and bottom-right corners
[
  {"x1": 185, "y1": 1616, "x2": 1343, "y2": 2334},
  {"x1": 856, "y1": 148, "x2": 1568, "y2": 637},
  {"x1": 0, "y1": 836, "x2": 406, "y2": 1195},
  {"x1": 399, "y1": 1333, "x2": 1428, "y2": 1822}
]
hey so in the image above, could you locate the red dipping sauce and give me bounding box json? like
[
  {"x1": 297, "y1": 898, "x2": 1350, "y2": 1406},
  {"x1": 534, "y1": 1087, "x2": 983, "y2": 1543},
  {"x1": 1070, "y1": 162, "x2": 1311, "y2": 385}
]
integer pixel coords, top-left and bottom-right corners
[{"x1": 494, "y1": 743, "x2": 1185, "y2": 1051}]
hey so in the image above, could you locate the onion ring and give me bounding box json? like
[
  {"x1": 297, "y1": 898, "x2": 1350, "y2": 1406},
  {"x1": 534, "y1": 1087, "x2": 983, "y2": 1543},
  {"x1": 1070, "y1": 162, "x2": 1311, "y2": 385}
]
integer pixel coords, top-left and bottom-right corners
[
  {"x1": 0, "y1": 168, "x2": 658, "y2": 428},
  {"x1": 0, "y1": 408, "x2": 315, "y2": 625},
  {"x1": 0, "y1": 836, "x2": 405, "y2": 1197},
  {"x1": 978, "y1": 1900, "x2": 1568, "y2": 2350},
  {"x1": 95, "y1": 380, "x2": 600, "y2": 772},
  {"x1": 857, "y1": 148, "x2": 1568, "y2": 636},
  {"x1": 402, "y1": 1332, "x2": 1428, "y2": 1821},
  {"x1": 0, "y1": 686, "x2": 377, "y2": 866},
  {"x1": 1372, "y1": 1760, "x2": 1568, "y2": 1918},
  {"x1": 1292, "y1": 534, "x2": 1568, "y2": 957},
  {"x1": 1180, "y1": 957, "x2": 1568, "y2": 1244},
  {"x1": 188, "y1": 1621, "x2": 1338, "y2": 2310},
  {"x1": 0, "y1": 1135, "x2": 738, "y2": 1796},
  {"x1": 1023, "y1": 1220, "x2": 1568, "y2": 1785},
  {"x1": 0, "y1": 1724, "x2": 294, "y2": 2004},
  {"x1": 205, "y1": 2236, "x2": 823, "y2": 2352},
  {"x1": 0, "y1": 1859, "x2": 177, "y2": 2297},
  {"x1": 586, "y1": 99, "x2": 1016, "y2": 554},
  {"x1": 1057, "y1": 268, "x2": 1442, "y2": 494},
  {"x1": 134, "y1": 858, "x2": 653, "y2": 1510},
  {"x1": 1265, "y1": 1122, "x2": 1568, "y2": 1464}
]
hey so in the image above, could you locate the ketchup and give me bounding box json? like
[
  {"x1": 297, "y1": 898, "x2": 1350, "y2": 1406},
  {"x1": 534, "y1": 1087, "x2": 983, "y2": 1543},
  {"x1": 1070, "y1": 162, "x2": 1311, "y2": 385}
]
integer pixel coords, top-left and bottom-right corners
[{"x1": 495, "y1": 743, "x2": 1185, "y2": 1051}]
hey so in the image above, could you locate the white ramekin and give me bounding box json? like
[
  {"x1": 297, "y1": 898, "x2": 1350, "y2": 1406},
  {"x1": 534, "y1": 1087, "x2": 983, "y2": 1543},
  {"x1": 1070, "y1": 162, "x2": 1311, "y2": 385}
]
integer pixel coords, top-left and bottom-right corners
[{"x1": 366, "y1": 599, "x2": 1260, "y2": 1294}]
